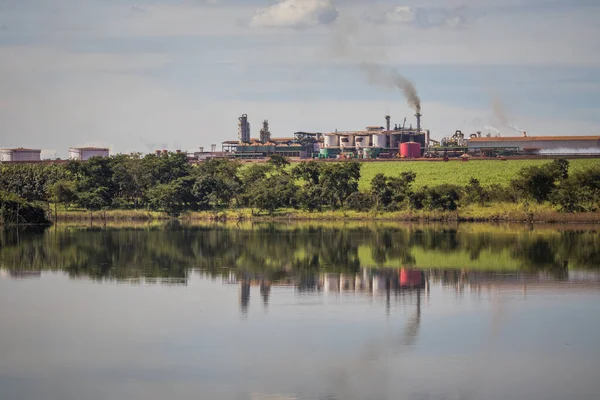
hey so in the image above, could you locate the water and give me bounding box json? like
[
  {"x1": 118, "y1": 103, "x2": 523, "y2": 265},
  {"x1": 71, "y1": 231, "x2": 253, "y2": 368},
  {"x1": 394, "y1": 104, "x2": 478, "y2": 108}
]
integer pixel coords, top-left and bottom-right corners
[{"x1": 1, "y1": 223, "x2": 600, "y2": 400}]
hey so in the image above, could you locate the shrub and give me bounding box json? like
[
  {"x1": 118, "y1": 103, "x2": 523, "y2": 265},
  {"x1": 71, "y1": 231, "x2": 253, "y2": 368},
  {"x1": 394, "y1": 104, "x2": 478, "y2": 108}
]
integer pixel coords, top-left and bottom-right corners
[
  {"x1": 345, "y1": 192, "x2": 375, "y2": 211},
  {"x1": 464, "y1": 178, "x2": 490, "y2": 206},
  {"x1": 0, "y1": 191, "x2": 49, "y2": 225}
]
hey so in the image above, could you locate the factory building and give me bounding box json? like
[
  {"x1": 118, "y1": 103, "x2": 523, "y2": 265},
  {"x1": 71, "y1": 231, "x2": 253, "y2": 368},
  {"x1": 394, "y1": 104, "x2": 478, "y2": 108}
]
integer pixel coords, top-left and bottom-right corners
[
  {"x1": 69, "y1": 147, "x2": 110, "y2": 160},
  {"x1": 467, "y1": 135, "x2": 600, "y2": 153},
  {"x1": 320, "y1": 113, "x2": 430, "y2": 159},
  {"x1": 0, "y1": 148, "x2": 41, "y2": 162},
  {"x1": 222, "y1": 114, "x2": 321, "y2": 159}
]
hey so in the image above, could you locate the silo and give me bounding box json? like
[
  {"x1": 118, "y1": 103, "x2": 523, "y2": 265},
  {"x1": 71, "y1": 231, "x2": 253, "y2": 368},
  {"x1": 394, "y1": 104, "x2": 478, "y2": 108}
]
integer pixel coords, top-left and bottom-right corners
[
  {"x1": 340, "y1": 135, "x2": 350, "y2": 148},
  {"x1": 400, "y1": 142, "x2": 421, "y2": 158},
  {"x1": 372, "y1": 134, "x2": 387, "y2": 148},
  {"x1": 324, "y1": 134, "x2": 338, "y2": 147},
  {"x1": 355, "y1": 136, "x2": 365, "y2": 149}
]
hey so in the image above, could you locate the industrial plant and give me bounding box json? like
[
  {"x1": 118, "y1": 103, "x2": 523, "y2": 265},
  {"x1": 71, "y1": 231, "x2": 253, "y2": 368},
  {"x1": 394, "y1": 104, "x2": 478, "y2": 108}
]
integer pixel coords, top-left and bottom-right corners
[
  {"x1": 2, "y1": 111, "x2": 600, "y2": 163},
  {"x1": 320, "y1": 113, "x2": 429, "y2": 159},
  {"x1": 219, "y1": 112, "x2": 599, "y2": 160},
  {"x1": 220, "y1": 114, "x2": 322, "y2": 159}
]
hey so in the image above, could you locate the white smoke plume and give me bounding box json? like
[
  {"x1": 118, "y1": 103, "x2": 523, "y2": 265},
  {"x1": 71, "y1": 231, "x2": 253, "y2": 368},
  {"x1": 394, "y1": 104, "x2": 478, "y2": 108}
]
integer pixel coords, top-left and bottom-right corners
[
  {"x1": 508, "y1": 123, "x2": 526, "y2": 134},
  {"x1": 483, "y1": 125, "x2": 500, "y2": 135},
  {"x1": 488, "y1": 96, "x2": 528, "y2": 135},
  {"x1": 539, "y1": 148, "x2": 600, "y2": 155}
]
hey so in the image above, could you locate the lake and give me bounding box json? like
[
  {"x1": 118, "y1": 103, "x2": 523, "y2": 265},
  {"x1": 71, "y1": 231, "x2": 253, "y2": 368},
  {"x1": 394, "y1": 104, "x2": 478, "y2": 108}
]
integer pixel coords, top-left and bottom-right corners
[{"x1": 1, "y1": 222, "x2": 600, "y2": 400}]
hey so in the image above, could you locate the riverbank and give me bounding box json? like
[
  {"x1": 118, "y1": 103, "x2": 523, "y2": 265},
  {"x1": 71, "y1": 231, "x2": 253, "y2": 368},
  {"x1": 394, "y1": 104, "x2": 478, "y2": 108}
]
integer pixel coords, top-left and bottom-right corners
[{"x1": 53, "y1": 203, "x2": 600, "y2": 224}]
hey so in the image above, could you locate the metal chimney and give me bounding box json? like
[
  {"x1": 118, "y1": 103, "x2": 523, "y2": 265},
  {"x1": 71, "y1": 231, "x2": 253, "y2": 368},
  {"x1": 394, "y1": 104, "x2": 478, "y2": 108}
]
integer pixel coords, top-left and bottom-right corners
[
  {"x1": 385, "y1": 115, "x2": 391, "y2": 131},
  {"x1": 415, "y1": 113, "x2": 422, "y2": 132}
]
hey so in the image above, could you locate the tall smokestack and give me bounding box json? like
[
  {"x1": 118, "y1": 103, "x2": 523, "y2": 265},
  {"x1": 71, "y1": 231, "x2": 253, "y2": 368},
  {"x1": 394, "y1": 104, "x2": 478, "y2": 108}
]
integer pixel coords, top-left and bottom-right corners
[
  {"x1": 385, "y1": 115, "x2": 390, "y2": 131},
  {"x1": 415, "y1": 113, "x2": 421, "y2": 132}
]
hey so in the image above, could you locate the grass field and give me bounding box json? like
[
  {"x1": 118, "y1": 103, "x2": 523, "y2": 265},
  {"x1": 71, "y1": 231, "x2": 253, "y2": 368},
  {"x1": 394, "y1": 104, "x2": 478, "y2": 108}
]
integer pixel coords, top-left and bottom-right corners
[{"x1": 355, "y1": 158, "x2": 600, "y2": 190}]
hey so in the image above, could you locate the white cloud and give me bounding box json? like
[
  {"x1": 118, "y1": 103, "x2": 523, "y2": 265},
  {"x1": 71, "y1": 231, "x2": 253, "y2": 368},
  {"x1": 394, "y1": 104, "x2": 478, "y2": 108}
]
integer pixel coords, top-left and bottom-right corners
[
  {"x1": 250, "y1": 0, "x2": 338, "y2": 29},
  {"x1": 385, "y1": 6, "x2": 415, "y2": 24},
  {"x1": 378, "y1": 5, "x2": 467, "y2": 29}
]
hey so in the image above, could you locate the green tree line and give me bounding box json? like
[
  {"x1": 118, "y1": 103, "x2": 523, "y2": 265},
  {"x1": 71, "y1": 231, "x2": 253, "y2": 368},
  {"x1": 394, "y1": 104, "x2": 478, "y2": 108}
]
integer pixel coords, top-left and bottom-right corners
[
  {"x1": 1, "y1": 224, "x2": 598, "y2": 281},
  {"x1": 1, "y1": 154, "x2": 600, "y2": 221}
]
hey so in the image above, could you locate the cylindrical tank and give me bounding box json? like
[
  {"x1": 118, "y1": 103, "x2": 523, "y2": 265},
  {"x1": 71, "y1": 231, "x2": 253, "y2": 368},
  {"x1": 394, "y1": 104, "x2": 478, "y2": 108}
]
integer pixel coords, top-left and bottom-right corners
[
  {"x1": 400, "y1": 142, "x2": 421, "y2": 158},
  {"x1": 340, "y1": 136, "x2": 350, "y2": 148},
  {"x1": 324, "y1": 135, "x2": 338, "y2": 147},
  {"x1": 400, "y1": 268, "x2": 423, "y2": 287},
  {"x1": 324, "y1": 273, "x2": 340, "y2": 292},
  {"x1": 372, "y1": 134, "x2": 387, "y2": 148},
  {"x1": 355, "y1": 136, "x2": 364, "y2": 148}
]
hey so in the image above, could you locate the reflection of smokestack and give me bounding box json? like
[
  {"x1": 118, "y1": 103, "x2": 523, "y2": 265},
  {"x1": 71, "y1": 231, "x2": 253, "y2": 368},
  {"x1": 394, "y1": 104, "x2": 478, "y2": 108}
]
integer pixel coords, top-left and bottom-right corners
[
  {"x1": 240, "y1": 280, "x2": 250, "y2": 315},
  {"x1": 415, "y1": 113, "x2": 421, "y2": 132},
  {"x1": 385, "y1": 115, "x2": 390, "y2": 131},
  {"x1": 260, "y1": 280, "x2": 271, "y2": 306}
]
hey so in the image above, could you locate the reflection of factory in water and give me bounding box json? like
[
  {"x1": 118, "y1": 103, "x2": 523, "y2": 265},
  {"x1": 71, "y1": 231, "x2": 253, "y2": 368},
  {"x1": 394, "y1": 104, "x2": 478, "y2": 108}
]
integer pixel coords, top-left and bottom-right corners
[
  {"x1": 225, "y1": 268, "x2": 428, "y2": 313},
  {"x1": 217, "y1": 265, "x2": 600, "y2": 313}
]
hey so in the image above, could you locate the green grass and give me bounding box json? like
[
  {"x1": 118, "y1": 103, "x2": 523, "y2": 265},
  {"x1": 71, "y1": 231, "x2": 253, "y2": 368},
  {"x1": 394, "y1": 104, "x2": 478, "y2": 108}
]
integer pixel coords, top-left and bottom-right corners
[
  {"x1": 356, "y1": 159, "x2": 600, "y2": 190},
  {"x1": 357, "y1": 245, "x2": 519, "y2": 271}
]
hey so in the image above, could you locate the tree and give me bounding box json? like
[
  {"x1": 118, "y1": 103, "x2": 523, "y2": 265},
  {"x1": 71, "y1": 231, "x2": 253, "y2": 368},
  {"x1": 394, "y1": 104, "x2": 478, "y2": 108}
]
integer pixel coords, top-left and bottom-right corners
[
  {"x1": 319, "y1": 161, "x2": 362, "y2": 209},
  {"x1": 267, "y1": 154, "x2": 290, "y2": 170},
  {"x1": 370, "y1": 171, "x2": 415, "y2": 210},
  {"x1": 192, "y1": 159, "x2": 242, "y2": 209},
  {"x1": 110, "y1": 154, "x2": 145, "y2": 208},
  {"x1": 238, "y1": 163, "x2": 274, "y2": 207},
  {"x1": 47, "y1": 180, "x2": 77, "y2": 220},
  {"x1": 410, "y1": 184, "x2": 461, "y2": 211},
  {"x1": 147, "y1": 177, "x2": 195, "y2": 217},
  {"x1": 551, "y1": 165, "x2": 600, "y2": 212},
  {"x1": 0, "y1": 191, "x2": 49, "y2": 225},
  {"x1": 247, "y1": 173, "x2": 297, "y2": 214},
  {"x1": 511, "y1": 160, "x2": 570, "y2": 204},
  {"x1": 511, "y1": 166, "x2": 556, "y2": 203},
  {"x1": 546, "y1": 159, "x2": 570, "y2": 181},
  {"x1": 345, "y1": 192, "x2": 375, "y2": 211},
  {"x1": 464, "y1": 178, "x2": 490, "y2": 206},
  {"x1": 292, "y1": 161, "x2": 322, "y2": 185}
]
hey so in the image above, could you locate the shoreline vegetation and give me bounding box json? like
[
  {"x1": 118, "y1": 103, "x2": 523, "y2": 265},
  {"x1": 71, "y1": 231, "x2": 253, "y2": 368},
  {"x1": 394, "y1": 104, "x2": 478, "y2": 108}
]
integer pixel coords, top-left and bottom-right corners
[
  {"x1": 54, "y1": 205, "x2": 600, "y2": 224},
  {"x1": 2, "y1": 154, "x2": 600, "y2": 225}
]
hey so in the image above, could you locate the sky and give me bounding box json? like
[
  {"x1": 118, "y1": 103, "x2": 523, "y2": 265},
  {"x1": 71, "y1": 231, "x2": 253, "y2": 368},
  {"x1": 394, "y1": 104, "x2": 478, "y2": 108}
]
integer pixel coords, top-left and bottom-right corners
[{"x1": 0, "y1": 0, "x2": 599, "y2": 158}]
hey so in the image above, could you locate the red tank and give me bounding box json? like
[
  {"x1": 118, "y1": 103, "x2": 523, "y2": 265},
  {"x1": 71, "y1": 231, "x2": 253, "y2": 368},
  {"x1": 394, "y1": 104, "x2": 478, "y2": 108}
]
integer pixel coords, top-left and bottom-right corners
[
  {"x1": 400, "y1": 268, "x2": 423, "y2": 287},
  {"x1": 400, "y1": 142, "x2": 421, "y2": 158}
]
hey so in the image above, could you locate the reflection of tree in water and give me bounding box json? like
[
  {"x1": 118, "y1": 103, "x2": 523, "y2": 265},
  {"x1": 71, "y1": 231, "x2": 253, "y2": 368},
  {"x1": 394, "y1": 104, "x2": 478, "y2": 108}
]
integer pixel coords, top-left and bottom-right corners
[
  {"x1": 1, "y1": 225, "x2": 600, "y2": 282},
  {"x1": 370, "y1": 230, "x2": 415, "y2": 266}
]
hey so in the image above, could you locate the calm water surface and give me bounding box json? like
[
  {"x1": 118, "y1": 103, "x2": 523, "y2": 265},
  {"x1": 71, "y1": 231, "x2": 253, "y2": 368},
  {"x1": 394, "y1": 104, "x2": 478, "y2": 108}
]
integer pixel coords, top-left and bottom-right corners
[{"x1": 1, "y1": 223, "x2": 600, "y2": 400}]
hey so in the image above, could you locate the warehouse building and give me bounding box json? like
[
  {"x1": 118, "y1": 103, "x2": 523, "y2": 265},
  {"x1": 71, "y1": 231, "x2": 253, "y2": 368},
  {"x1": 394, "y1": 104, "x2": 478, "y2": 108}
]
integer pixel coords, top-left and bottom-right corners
[
  {"x1": 0, "y1": 148, "x2": 42, "y2": 162},
  {"x1": 69, "y1": 147, "x2": 110, "y2": 160},
  {"x1": 467, "y1": 135, "x2": 600, "y2": 155}
]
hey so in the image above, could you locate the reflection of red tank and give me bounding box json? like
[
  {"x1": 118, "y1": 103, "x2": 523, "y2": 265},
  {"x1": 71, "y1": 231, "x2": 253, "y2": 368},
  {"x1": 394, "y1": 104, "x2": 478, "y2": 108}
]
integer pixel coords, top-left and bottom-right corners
[
  {"x1": 400, "y1": 142, "x2": 421, "y2": 158},
  {"x1": 400, "y1": 268, "x2": 423, "y2": 287}
]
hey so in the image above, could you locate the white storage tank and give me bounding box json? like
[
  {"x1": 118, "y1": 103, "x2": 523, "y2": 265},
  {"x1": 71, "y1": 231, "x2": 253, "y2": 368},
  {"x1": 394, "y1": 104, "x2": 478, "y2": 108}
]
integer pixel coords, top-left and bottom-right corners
[
  {"x1": 340, "y1": 135, "x2": 351, "y2": 148},
  {"x1": 324, "y1": 134, "x2": 338, "y2": 148},
  {"x1": 0, "y1": 148, "x2": 41, "y2": 162},
  {"x1": 355, "y1": 136, "x2": 365, "y2": 148},
  {"x1": 323, "y1": 273, "x2": 340, "y2": 292},
  {"x1": 372, "y1": 134, "x2": 387, "y2": 148},
  {"x1": 69, "y1": 147, "x2": 110, "y2": 160}
]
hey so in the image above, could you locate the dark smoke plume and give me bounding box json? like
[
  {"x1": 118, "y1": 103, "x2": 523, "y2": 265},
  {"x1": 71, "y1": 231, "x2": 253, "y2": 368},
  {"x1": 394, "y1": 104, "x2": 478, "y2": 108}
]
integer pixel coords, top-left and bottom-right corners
[
  {"x1": 361, "y1": 62, "x2": 421, "y2": 113},
  {"x1": 330, "y1": 18, "x2": 421, "y2": 113}
]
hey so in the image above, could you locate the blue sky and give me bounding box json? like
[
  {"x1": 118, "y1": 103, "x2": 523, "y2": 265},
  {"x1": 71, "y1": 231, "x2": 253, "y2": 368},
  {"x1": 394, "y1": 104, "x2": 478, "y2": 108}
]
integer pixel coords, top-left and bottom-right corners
[{"x1": 0, "y1": 0, "x2": 599, "y2": 157}]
